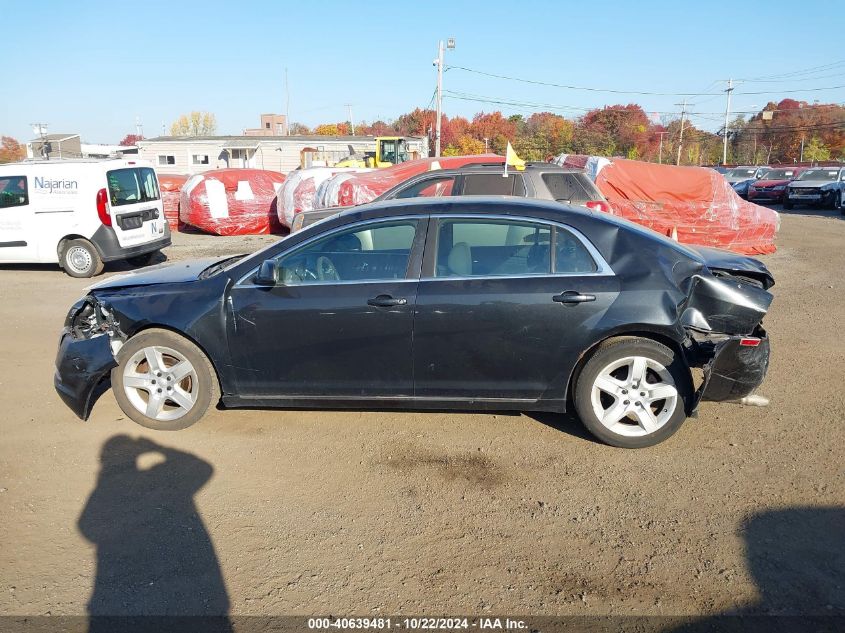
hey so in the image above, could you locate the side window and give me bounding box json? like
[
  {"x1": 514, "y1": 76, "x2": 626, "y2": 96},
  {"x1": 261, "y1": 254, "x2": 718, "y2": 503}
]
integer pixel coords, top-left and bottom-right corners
[
  {"x1": 555, "y1": 227, "x2": 598, "y2": 274},
  {"x1": 393, "y1": 176, "x2": 456, "y2": 199},
  {"x1": 107, "y1": 168, "x2": 160, "y2": 206},
  {"x1": 461, "y1": 173, "x2": 521, "y2": 196},
  {"x1": 542, "y1": 173, "x2": 595, "y2": 204},
  {"x1": 435, "y1": 219, "x2": 550, "y2": 278},
  {"x1": 275, "y1": 220, "x2": 418, "y2": 285},
  {"x1": 158, "y1": 155, "x2": 176, "y2": 166},
  {"x1": 0, "y1": 176, "x2": 28, "y2": 209}
]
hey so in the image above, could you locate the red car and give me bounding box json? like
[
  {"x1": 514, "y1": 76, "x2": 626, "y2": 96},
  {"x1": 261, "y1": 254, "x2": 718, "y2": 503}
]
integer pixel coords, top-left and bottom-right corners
[{"x1": 748, "y1": 167, "x2": 805, "y2": 204}]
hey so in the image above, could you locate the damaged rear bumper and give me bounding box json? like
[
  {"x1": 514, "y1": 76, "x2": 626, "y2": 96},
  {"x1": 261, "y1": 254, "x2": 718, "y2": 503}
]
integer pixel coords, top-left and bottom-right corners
[
  {"x1": 54, "y1": 328, "x2": 117, "y2": 420},
  {"x1": 698, "y1": 328, "x2": 770, "y2": 403}
]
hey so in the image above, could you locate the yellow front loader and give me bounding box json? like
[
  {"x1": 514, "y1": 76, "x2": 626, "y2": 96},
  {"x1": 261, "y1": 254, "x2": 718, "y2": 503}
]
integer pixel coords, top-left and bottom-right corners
[{"x1": 335, "y1": 137, "x2": 413, "y2": 168}]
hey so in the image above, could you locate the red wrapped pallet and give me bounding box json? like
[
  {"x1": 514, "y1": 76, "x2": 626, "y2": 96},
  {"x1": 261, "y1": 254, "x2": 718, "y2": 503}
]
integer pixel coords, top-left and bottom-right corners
[
  {"x1": 157, "y1": 174, "x2": 188, "y2": 231},
  {"x1": 335, "y1": 155, "x2": 504, "y2": 207},
  {"x1": 179, "y1": 169, "x2": 287, "y2": 236},
  {"x1": 593, "y1": 159, "x2": 779, "y2": 255}
]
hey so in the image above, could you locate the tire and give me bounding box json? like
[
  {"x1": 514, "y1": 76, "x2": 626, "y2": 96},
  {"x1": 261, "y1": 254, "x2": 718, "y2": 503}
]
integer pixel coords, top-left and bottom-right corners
[
  {"x1": 832, "y1": 191, "x2": 841, "y2": 210},
  {"x1": 112, "y1": 328, "x2": 220, "y2": 431},
  {"x1": 783, "y1": 198, "x2": 793, "y2": 210},
  {"x1": 126, "y1": 251, "x2": 159, "y2": 267},
  {"x1": 60, "y1": 238, "x2": 104, "y2": 278},
  {"x1": 574, "y1": 337, "x2": 693, "y2": 448}
]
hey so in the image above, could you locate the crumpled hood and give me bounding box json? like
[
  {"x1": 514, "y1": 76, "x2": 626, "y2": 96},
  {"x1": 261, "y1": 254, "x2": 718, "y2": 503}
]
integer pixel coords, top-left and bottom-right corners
[
  {"x1": 691, "y1": 246, "x2": 774, "y2": 289},
  {"x1": 88, "y1": 257, "x2": 229, "y2": 291},
  {"x1": 788, "y1": 180, "x2": 837, "y2": 189}
]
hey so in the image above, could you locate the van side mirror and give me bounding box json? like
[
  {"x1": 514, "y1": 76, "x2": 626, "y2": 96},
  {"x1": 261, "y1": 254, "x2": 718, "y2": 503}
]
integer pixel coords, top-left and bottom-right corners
[{"x1": 254, "y1": 259, "x2": 279, "y2": 286}]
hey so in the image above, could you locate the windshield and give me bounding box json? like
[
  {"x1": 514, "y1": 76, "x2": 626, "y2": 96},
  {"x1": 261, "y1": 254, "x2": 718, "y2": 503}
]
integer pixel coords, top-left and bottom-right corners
[
  {"x1": 797, "y1": 169, "x2": 840, "y2": 182},
  {"x1": 763, "y1": 169, "x2": 797, "y2": 180},
  {"x1": 107, "y1": 167, "x2": 160, "y2": 206},
  {"x1": 726, "y1": 168, "x2": 757, "y2": 178}
]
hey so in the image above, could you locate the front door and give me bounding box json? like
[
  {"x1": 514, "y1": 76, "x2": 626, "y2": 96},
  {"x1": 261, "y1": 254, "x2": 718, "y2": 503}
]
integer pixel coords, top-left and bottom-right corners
[
  {"x1": 413, "y1": 216, "x2": 619, "y2": 401},
  {"x1": 227, "y1": 218, "x2": 426, "y2": 398},
  {"x1": 0, "y1": 174, "x2": 33, "y2": 262}
]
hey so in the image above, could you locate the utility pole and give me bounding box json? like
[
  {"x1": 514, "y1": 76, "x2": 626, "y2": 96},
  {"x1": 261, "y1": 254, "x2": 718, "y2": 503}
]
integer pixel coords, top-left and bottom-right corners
[
  {"x1": 658, "y1": 131, "x2": 668, "y2": 164},
  {"x1": 31, "y1": 123, "x2": 48, "y2": 158},
  {"x1": 433, "y1": 38, "x2": 455, "y2": 157},
  {"x1": 800, "y1": 134, "x2": 805, "y2": 162},
  {"x1": 135, "y1": 116, "x2": 143, "y2": 138},
  {"x1": 346, "y1": 104, "x2": 355, "y2": 136},
  {"x1": 675, "y1": 99, "x2": 690, "y2": 166},
  {"x1": 483, "y1": 137, "x2": 489, "y2": 153},
  {"x1": 285, "y1": 67, "x2": 290, "y2": 136},
  {"x1": 722, "y1": 79, "x2": 733, "y2": 165}
]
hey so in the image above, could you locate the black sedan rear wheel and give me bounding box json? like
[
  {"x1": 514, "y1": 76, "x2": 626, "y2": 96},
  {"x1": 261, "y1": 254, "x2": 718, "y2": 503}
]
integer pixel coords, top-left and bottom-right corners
[
  {"x1": 112, "y1": 329, "x2": 219, "y2": 430},
  {"x1": 574, "y1": 337, "x2": 692, "y2": 448}
]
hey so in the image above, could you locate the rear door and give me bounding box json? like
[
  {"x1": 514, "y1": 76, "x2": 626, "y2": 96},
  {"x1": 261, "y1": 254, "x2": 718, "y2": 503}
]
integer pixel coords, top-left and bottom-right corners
[
  {"x1": 413, "y1": 215, "x2": 619, "y2": 401},
  {"x1": 0, "y1": 173, "x2": 33, "y2": 262},
  {"x1": 105, "y1": 166, "x2": 166, "y2": 248}
]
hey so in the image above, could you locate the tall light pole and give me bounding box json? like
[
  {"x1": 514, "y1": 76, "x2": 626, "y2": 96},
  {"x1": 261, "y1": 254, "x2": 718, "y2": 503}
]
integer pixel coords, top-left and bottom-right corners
[
  {"x1": 346, "y1": 104, "x2": 355, "y2": 136},
  {"x1": 434, "y1": 38, "x2": 455, "y2": 157},
  {"x1": 285, "y1": 67, "x2": 291, "y2": 136},
  {"x1": 722, "y1": 79, "x2": 733, "y2": 165}
]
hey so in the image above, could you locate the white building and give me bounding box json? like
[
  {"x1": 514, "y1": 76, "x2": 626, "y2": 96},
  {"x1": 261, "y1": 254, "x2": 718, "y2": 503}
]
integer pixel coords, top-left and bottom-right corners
[{"x1": 136, "y1": 135, "x2": 429, "y2": 176}]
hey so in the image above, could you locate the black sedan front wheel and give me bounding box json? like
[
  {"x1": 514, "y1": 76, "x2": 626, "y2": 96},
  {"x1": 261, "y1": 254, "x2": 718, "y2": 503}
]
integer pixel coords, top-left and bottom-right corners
[
  {"x1": 575, "y1": 337, "x2": 692, "y2": 448},
  {"x1": 112, "y1": 329, "x2": 219, "y2": 430}
]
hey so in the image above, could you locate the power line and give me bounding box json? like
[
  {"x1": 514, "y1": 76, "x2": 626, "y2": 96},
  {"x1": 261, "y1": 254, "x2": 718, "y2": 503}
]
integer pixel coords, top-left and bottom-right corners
[
  {"x1": 739, "y1": 60, "x2": 845, "y2": 82},
  {"x1": 445, "y1": 89, "x2": 845, "y2": 119},
  {"x1": 446, "y1": 65, "x2": 845, "y2": 97}
]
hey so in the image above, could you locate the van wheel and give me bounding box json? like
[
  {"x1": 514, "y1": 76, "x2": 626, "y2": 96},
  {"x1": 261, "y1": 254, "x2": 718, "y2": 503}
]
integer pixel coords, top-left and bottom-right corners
[
  {"x1": 127, "y1": 251, "x2": 158, "y2": 267},
  {"x1": 112, "y1": 329, "x2": 220, "y2": 431},
  {"x1": 61, "y1": 239, "x2": 104, "y2": 278},
  {"x1": 574, "y1": 337, "x2": 692, "y2": 448}
]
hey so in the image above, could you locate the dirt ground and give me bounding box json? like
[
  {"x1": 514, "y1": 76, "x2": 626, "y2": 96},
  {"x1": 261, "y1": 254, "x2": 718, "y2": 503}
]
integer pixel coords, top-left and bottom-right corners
[{"x1": 0, "y1": 208, "x2": 843, "y2": 620}]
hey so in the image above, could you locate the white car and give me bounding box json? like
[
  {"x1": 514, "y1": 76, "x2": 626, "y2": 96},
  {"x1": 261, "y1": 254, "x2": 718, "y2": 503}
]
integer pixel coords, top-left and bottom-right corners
[{"x1": 0, "y1": 159, "x2": 171, "y2": 277}]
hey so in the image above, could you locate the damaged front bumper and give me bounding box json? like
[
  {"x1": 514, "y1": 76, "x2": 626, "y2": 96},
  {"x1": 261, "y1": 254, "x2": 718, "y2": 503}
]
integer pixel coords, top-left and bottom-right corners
[
  {"x1": 697, "y1": 328, "x2": 770, "y2": 403},
  {"x1": 54, "y1": 329, "x2": 117, "y2": 419},
  {"x1": 54, "y1": 296, "x2": 124, "y2": 420}
]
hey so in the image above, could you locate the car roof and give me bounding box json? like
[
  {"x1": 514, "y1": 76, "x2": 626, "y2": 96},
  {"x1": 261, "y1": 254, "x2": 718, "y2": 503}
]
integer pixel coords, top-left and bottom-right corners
[{"x1": 328, "y1": 194, "x2": 591, "y2": 222}]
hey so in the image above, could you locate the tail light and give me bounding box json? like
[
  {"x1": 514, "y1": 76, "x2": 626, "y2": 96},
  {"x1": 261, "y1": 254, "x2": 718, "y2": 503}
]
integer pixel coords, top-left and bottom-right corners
[
  {"x1": 740, "y1": 337, "x2": 761, "y2": 347},
  {"x1": 95, "y1": 188, "x2": 111, "y2": 226},
  {"x1": 585, "y1": 200, "x2": 611, "y2": 213}
]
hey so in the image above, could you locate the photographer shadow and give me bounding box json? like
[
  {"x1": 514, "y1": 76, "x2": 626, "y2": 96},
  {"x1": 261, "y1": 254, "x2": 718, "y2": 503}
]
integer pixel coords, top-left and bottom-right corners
[{"x1": 78, "y1": 435, "x2": 231, "y2": 632}]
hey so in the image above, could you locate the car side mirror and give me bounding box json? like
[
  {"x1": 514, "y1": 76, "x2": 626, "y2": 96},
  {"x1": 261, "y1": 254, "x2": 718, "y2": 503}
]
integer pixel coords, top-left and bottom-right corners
[{"x1": 254, "y1": 259, "x2": 279, "y2": 286}]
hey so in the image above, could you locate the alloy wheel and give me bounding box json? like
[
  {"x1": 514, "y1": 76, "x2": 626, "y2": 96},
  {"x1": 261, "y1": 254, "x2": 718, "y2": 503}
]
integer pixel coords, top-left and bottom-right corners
[
  {"x1": 122, "y1": 345, "x2": 198, "y2": 421},
  {"x1": 590, "y1": 355, "x2": 679, "y2": 437}
]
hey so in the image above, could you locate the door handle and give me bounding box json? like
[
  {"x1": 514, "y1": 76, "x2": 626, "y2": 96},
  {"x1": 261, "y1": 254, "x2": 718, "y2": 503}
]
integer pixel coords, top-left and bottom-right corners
[
  {"x1": 553, "y1": 291, "x2": 596, "y2": 304},
  {"x1": 367, "y1": 295, "x2": 407, "y2": 307}
]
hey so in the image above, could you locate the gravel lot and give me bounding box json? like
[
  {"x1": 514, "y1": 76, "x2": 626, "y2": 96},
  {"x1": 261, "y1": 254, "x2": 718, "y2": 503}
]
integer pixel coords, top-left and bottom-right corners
[{"x1": 1, "y1": 207, "x2": 843, "y2": 620}]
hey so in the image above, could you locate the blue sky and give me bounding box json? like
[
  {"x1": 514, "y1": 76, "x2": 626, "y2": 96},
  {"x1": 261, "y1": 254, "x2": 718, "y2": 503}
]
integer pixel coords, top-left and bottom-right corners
[{"x1": 3, "y1": 0, "x2": 844, "y2": 143}]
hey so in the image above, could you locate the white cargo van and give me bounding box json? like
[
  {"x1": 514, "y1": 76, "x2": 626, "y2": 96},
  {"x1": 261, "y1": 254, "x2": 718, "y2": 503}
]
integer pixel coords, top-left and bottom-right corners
[{"x1": 0, "y1": 159, "x2": 171, "y2": 277}]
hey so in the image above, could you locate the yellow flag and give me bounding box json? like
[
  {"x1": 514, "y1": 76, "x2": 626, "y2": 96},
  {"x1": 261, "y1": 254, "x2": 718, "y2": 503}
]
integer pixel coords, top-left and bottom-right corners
[{"x1": 505, "y1": 142, "x2": 526, "y2": 172}]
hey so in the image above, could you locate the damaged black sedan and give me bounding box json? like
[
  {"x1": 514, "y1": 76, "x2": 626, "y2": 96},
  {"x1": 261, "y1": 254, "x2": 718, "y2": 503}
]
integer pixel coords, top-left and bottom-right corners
[{"x1": 55, "y1": 197, "x2": 773, "y2": 448}]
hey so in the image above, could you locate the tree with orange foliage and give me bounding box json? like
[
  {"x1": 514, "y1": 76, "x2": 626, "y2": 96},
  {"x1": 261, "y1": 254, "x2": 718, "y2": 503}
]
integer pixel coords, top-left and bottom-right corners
[{"x1": 0, "y1": 136, "x2": 26, "y2": 163}]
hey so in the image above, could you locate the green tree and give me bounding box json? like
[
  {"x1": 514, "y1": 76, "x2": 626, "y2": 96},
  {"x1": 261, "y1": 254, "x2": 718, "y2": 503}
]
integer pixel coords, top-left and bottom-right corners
[{"x1": 803, "y1": 136, "x2": 831, "y2": 162}]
